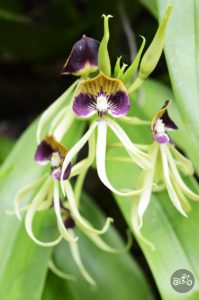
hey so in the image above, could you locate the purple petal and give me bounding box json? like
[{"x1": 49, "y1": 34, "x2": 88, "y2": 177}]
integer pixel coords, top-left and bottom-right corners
[
  {"x1": 108, "y1": 91, "x2": 130, "y2": 116},
  {"x1": 52, "y1": 162, "x2": 72, "y2": 181},
  {"x1": 62, "y1": 36, "x2": 99, "y2": 75},
  {"x1": 34, "y1": 140, "x2": 53, "y2": 164},
  {"x1": 153, "y1": 132, "x2": 170, "y2": 144},
  {"x1": 73, "y1": 92, "x2": 96, "y2": 117}
]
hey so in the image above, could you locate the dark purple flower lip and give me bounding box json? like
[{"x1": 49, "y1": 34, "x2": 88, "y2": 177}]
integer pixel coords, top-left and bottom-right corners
[
  {"x1": 151, "y1": 100, "x2": 178, "y2": 144},
  {"x1": 61, "y1": 35, "x2": 99, "y2": 76},
  {"x1": 51, "y1": 200, "x2": 75, "y2": 228},
  {"x1": 60, "y1": 201, "x2": 75, "y2": 229},
  {"x1": 73, "y1": 73, "x2": 130, "y2": 118},
  {"x1": 34, "y1": 135, "x2": 71, "y2": 180}
]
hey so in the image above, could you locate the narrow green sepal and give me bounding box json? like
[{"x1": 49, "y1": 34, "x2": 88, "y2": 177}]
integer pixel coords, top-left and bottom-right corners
[
  {"x1": 114, "y1": 56, "x2": 122, "y2": 78},
  {"x1": 139, "y1": 4, "x2": 173, "y2": 79},
  {"x1": 98, "y1": 14, "x2": 113, "y2": 76},
  {"x1": 117, "y1": 63, "x2": 128, "y2": 80},
  {"x1": 123, "y1": 36, "x2": 146, "y2": 85},
  {"x1": 128, "y1": 4, "x2": 173, "y2": 94}
]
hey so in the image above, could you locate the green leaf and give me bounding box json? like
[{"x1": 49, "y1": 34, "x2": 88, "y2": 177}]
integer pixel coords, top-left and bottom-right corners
[
  {"x1": 42, "y1": 271, "x2": 75, "y2": 300},
  {"x1": 50, "y1": 193, "x2": 154, "y2": 300},
  {"x1": 106, "y1": 78, "x2": 199, "y2": 300},
  {"x1": 0, "y1": 136, "x2": 14, "y2": 163}
]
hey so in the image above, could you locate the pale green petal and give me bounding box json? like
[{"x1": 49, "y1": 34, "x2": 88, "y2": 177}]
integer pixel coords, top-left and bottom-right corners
[
  {"x1": 36, "y1": 80, "x2": 79, "y2": 143},
  {"x1": 160, "y1": 144, "x2": 187, "y2": 217},
  {"x1": 166, "y1": 146, "x2": 199, "y2": 201},
  {"x1": 169, "y1": 144, "x2": 194, "y2": 176},
  {"x1": 14, "y1": 173, "x2": 48, "y2": 220},
  {"x1": 52, "y1": 107, "x2": 75, "y2": 141},
  {"x1": 25, "y1": 178, "x2": 62, "y2": 247},
  {"x1": 132, "y1": 199, "x2": 156, "y2": 251},
  {"x1": 70, "y1": 131, "x2": 96, "y2": 178},
  {"x1": 68, "y1": 229, "x2": 96, "y2": 286},
  {"x1": 48, "y1": 259, "x2": 76, "y2": 281},
  {"x1": 85, "y1": 228, "x2": 132, "y2": 254},
  {"x1": 170, "y1": 172, "x2": 192, "y2": 213},
  {"x1": 61, "y1": 122, "x2": 97, "y2": 195},
  {"x1": 136, "y1": 144, "x2": 158, "y2": 230},
  {"x1": 53, "y1": 181, "x2": 78, "y2": 242},
  {"x1": 107, "y1": 118, "x2": 152, "y2": 170},
  {"x1": 96, "y1": 120, "x2": 151, "y2": 196},
  {"x1": 64, "y1": 180, "x2": 113, "y2": 235}
]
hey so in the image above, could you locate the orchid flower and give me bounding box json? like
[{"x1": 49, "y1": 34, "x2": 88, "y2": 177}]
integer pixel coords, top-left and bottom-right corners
[
  {"x1": 132, "y1": 100, "x2": 199, "y2": 250},
  {"x1": 61, "y1": 72, "x2": 152, "y2": 199},
  {"x1": 11, "y1": 134, "x2": 132, "y2": 286}
]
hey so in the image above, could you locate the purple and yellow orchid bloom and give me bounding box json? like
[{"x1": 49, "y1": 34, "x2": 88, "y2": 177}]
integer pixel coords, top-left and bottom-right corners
[
  {"x1": 60, "y1": 72, "x2": 152, "y2": 203},
  {"x1": 34, "y1": 135, "x2": 72, "y2": 181},
  {"x1": 15, "y1": 134, "x2": 113, "y2": 238},
  {"x1": 132, "y1": 100, "x2": 199, "y2": 250},
  {"x1": 12, "y1": 134, "x2": 132, "y2": 286}
]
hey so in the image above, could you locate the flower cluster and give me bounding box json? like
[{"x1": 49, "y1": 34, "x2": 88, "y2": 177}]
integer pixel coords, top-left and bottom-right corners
[{"x1": 12, "y1": 5, "x2": 199, "y2": 285}]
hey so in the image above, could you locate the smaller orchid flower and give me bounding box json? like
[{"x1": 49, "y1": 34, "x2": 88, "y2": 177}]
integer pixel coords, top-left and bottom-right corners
[
  {"x1": 151, "y1": 100, "x2": 177, "y2": 144},
  {"x1": 34, "y1": 135, "x2": 72, "y2": 181},
  {"x1": 132, "y1": 100, "x2": 199, "y2": 250},
  {"x1": 12, "y1": 135, "x2": 132, "y2": 285},
  {"x1": 62, "y1": 35, "x2": 99, "y2": 77}
]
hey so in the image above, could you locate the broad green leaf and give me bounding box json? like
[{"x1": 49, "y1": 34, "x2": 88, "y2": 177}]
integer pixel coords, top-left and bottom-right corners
[
  {"x1": 106, "y1": 78, "x2": 199, "y2": 300},
  {"x1": 0, "y1": 136, "x2": 14, "y2": 163},
  {"x1": 42, "y1": 271, "x2": 75, "y2": 300},
  {"x1": 51, "y1": 193, "x2": 154, "y2": 300}
]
